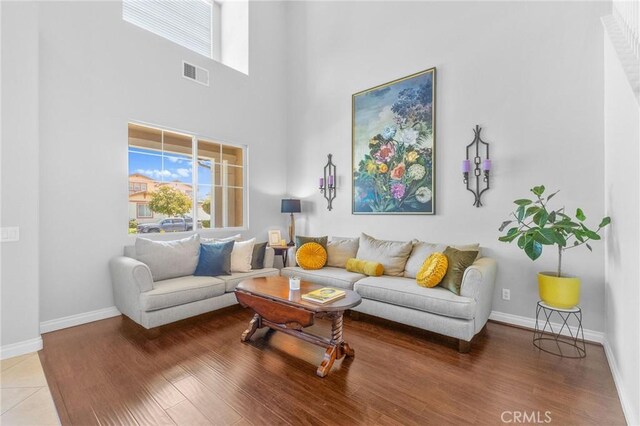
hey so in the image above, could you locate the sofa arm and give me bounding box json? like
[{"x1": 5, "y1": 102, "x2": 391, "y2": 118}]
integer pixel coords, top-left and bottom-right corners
[
  {"x1": 460, "y1": 257, "x2": 497, "y2": 334},
  {"x1": 109, "y1": 256, "x2": 154, "y2": 324},
  {"x1": 286, "y1": 246, "x2": 297, "y2": 267},
  {"x1": 264, "y1": 247, "x2": 275, "y2": 268}
]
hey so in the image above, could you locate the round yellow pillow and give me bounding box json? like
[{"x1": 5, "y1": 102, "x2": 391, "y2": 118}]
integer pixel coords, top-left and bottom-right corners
[
  {"x1": 296, "y1": 242, "x2": 327, "y2": 270},
  {"x1": 416, "y1": 253, "x2": 449, "y2": 288}
]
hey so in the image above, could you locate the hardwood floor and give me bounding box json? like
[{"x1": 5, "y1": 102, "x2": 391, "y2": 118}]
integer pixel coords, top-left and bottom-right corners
[{"x1": 39, "y1": 306, "x2": 625, "y2": 425}]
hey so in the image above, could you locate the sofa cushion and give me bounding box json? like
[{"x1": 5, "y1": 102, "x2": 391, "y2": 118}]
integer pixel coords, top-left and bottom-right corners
[
  {"x1": 140, "y1": 275, "x2": 225, "y2": 312},
  {"x1": 251, "y1": 242, "x2": 268, "y2": 270},
  {"x1": 296, "y1": 242, "x2": 328, "y2": 270},
  {"x1": 440, "y1": 247, "x2": 479, "y2": 295},
  {"x1": 194, "y1": 241, "x2": 234, "y2": 276},
  {"x1": 346, "y1": 258, "x2": 384, "y2": 277},
  {"x1": 327, "y1": 238, "x2": 359, "y2": 268},
  {"x1": 231, "y1": 238, "x2": 256, "y2": 273},
  {"x1": 218, "y1": 268, "x2": 280, "y2": 292},
  {"x1": 404, "y1": 242, "x2": 447, "y2": 278},
  {"x1": 356, "y1": 233, "x2": 413, "y2": 276},
  {"x1": 354, "y1": 276, "x2": 476, "y2": 320},
  {"x1": 404, "y1": 242, "x2": 480, "y2": 278},
  {"x1": 281, "y1": 267, "x2": 365, "y2": 290},
  {"x1": 135, "y1": 234, "x2": 200, "y2": 282}
]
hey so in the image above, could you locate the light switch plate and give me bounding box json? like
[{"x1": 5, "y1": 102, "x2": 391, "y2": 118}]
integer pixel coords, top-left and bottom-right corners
[{"x1": 1, "y1": 227, "x2": 19, "y2": 242}]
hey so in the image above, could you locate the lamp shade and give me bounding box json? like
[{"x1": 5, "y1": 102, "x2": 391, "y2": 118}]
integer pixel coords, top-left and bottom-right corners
[{"x1": 281, "y1": 199, "x2": 301, "y2": 213}]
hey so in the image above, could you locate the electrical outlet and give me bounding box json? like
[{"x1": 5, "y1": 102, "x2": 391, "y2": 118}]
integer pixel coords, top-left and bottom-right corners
[
  {"x1": 502, "y1": 288, "x2": 511, "y2": 301},
  {"x1": 0, "y1": 227, "x2": 19, "y2": 242}
]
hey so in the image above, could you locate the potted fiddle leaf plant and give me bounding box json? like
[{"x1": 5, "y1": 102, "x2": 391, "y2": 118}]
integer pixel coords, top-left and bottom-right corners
[{"x1": 498, "y1": 185, "x2": 611, "y2": 309}]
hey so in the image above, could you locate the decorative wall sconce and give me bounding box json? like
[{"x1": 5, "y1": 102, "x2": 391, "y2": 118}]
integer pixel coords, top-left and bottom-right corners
[
  {"x1": 462, "y1": 125, "x2": 492, "y2": 207},
  {"x1": 319, "y1": 154, "x2": 337, "y2": 211}
]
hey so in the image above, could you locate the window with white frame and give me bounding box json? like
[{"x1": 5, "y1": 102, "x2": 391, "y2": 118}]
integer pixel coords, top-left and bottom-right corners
[
  {"x1": 136, "y1": 203, "x2": 153, "y2": 218},
  {"x1": 122, "y1": 0, "x2": 248, "y2": 74},
  {"x1": 127, "y1": 123, "x2": 246, "y2": 233},
  {"x1": 123, "y1": 0, "x2": 214, "y2": 58}
]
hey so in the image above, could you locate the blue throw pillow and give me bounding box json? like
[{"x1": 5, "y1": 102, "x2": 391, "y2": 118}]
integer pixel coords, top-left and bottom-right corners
[{"x1": 194, "y1": 241, "x2": 235, "y2": 276}]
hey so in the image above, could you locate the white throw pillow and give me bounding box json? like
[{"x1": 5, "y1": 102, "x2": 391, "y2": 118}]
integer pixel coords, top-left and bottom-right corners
[
  {"x1": 201, "y1": 234, "x2": 242, "y2": 244},
  {"x1": 404, "y1": 241, "x2": 448, "y2": 279},
  {"x1": 327, "y1": 238, "x2": 359, "y2": 268},
  {"x1": 355, "y1": 233, "x2": 413, "y2": 276},
  {"x1": 231, "y1": 238, "x2": 256, "y2": 272},
  {"x1": 134, "y1": 234, "x2": 200, "y2": 282}
]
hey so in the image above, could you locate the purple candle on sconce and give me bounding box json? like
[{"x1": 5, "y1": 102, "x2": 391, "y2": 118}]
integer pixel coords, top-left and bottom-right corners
[
  {"x1": 482, "y1": 159, "x2": 492, "y2": 171},
  {"x1": 328, "y1": 175, "x2": 334, "y2": 186},
  {"x1": 319, "y1": 177, "x2": 324, "y2": 188},
  {"x1": 462, "y1": 160, "x2": 471, "y2": 173}
]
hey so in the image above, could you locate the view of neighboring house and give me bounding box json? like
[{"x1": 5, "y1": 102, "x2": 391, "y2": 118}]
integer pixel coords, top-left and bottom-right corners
[{"x1": 128, "y1": 173, "x2": 206, "y2": 226}]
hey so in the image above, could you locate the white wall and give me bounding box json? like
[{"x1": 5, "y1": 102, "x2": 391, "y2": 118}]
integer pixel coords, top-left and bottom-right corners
[
  {"x1": 604, "y1": 23, "x2": 640, "y2": 425},
  {"x1": 37, "y1": 1, "x2": 289, "y2": 323},
  {"x1": 0, "y1": 2, "x2": 42, "y2": 354},
  {"x1": 286, "y1": 1, "x2": 609, "y2": 331}
]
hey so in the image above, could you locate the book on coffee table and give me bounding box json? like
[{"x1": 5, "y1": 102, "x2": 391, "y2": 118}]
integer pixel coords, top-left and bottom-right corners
[{"x1": 301, "y1": 287, "x2": 346, "y2": 304}]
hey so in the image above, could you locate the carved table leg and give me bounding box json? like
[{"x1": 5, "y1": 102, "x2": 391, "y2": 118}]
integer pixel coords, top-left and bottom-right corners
[
  {"x1": 316, "y1": 311, "x2": 354, "y2": 377},
  {"x1": 317, "y1": 346, "x2": 337, "y2": 378},
  {"x1": 241, "y1": 314, "x2": 261, "y2": 342}
]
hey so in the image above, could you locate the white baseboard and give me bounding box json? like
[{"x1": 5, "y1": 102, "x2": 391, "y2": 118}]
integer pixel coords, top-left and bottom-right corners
[
  {"x1": 489, "y1": 310, "x2": 604, "y2": 344},
  {"x1": 40, "y1": 306, "x2": 121, "y2": 334},
  {"x1": 603, "y1": 338, "x2": 638, "y2": 426},
  {"x1": 0, "y1": 336, "x2": 43, "y2": 360}
]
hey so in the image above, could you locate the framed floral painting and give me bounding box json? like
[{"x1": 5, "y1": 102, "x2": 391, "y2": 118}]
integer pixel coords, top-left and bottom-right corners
[{"x1": 352, "y1": 68, "x2": 435, "y2": 214}]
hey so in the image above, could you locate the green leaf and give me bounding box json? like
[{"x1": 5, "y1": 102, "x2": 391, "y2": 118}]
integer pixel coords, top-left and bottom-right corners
[
  {"x1": 531, "y1": 185, "x2": 546, "y2": 196},
  {"x1": 548, "y1": 211, "x2": 556, "y2": 224},
  {"x1": 517, "y1": 234, "x2": 528, "y2": 249},
  {"x1": 576, "y1": 208, "x2": 586, "y2": 222},
  {"x1": 498, "y1": 220, "x2": 513, "y2": 232},
  {"x1": 583, "y1": 228, "x2": 601, "y2": 240},
  {"x1": 533, "y1": 209, "x2": 549, "y2": 227},
  {"x1": 499, "y1": 228, "x2": 521, "y2": 243},
  {"x1": 516, "y1": 205, "x2": 525, "y2": 222},
  {"x1": 599, "y1": 217, "x2": 611, "y2": 228},
  {"x1": 514, "y1": 199, "x2": 532, "y2": 206},
  {"x1": 525, "y1": 206, "x2": 541, "y2": 217},
  {"x1": 524, "y1": 240, "x2": 543, "y2": 261},
  {"x1": 552, "y1": 221, "x2": 579, "y2": 229},
  {"x1": 534, "y1": 228, "x2": 557, "y2": 245},
  {"x1": 546, "y1": 190, "x2": 559, "y2": 202}
]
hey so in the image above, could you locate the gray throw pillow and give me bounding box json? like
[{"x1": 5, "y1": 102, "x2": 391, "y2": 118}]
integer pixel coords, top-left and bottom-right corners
[
  {"x1": 327, "y1": 238, "x2": 359, "y2": 268},
  {"x1": 251, "y1": 242, "x2": 267, "y2": 270},
  {"x1": 295, "y1": 235, "x2": 328, "y2": 251},
  {"x1": 355, "y1": 233, "x2": 413, "y2": 276},
  {"x1": 135, "y1": 234, "x2": 200, "y2": 282}
]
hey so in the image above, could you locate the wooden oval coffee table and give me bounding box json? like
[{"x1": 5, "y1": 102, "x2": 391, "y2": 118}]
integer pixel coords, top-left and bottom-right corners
[{"x1": 235, "y1": 276, "x2": 362, "y2": 377}]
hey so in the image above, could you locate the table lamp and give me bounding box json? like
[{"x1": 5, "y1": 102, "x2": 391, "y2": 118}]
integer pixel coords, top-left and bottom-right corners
[{"x1": 281, "y1": 199, "x2": 301, "y2": 246}]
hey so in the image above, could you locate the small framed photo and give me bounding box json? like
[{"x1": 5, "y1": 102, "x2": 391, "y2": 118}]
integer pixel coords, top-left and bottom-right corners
[{"x1": 268, "y1": 230, "x2": 282, "y2": 246}]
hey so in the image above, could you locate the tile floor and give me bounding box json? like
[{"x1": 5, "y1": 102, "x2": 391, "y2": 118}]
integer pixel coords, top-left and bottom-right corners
[{"x1": 1, "y1": 352, "x2": 60, "y2": 425}]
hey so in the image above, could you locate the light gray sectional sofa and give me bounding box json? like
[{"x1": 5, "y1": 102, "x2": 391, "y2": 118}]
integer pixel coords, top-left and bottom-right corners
[
  {"x1": 281, "y1": 234, "x2": 497, "y2": 352},
  {"x1": 109, "y1": 235, "x2": 278, "y2": 329}
]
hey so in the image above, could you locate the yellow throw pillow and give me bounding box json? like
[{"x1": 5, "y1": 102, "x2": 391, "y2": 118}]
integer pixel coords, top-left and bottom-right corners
[
  {"x1": 296, "y1": 242, "x2": 327, "y2": 270},
  {"x1": 416, "y1": 253, "x2": 448, "y2": 288},
  {"x1": 345, "y1": 258, "x2": 384, "y2": 277}
]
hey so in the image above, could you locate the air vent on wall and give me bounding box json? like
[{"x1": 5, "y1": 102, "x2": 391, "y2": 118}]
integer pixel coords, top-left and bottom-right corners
[{"x1": 182, "y1": 61, "x2": 209, "y2": 86}]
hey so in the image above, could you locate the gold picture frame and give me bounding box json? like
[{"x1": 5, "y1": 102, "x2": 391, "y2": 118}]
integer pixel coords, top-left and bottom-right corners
[{"x1": 352, "y1": 67, "x2": 436, "y2": 215}]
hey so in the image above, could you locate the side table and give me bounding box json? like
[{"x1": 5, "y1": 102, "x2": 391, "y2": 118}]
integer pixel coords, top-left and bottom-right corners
[
  {"x1": 533, "y1": 301, "x2": 586, "y2": 358},
  {"x1": 270, "y1": 245, "x2": 291, "y2": 268}
]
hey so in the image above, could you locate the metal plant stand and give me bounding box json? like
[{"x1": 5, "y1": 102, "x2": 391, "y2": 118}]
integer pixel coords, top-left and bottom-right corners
[{"x1": 533, "y1": 301, "x2": 586, "y2": 358}]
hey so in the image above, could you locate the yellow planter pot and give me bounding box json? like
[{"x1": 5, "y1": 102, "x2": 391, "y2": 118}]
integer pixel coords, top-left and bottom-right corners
[{"x1": 538, "y1": 272, "x2": 580, "y2": 309}]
